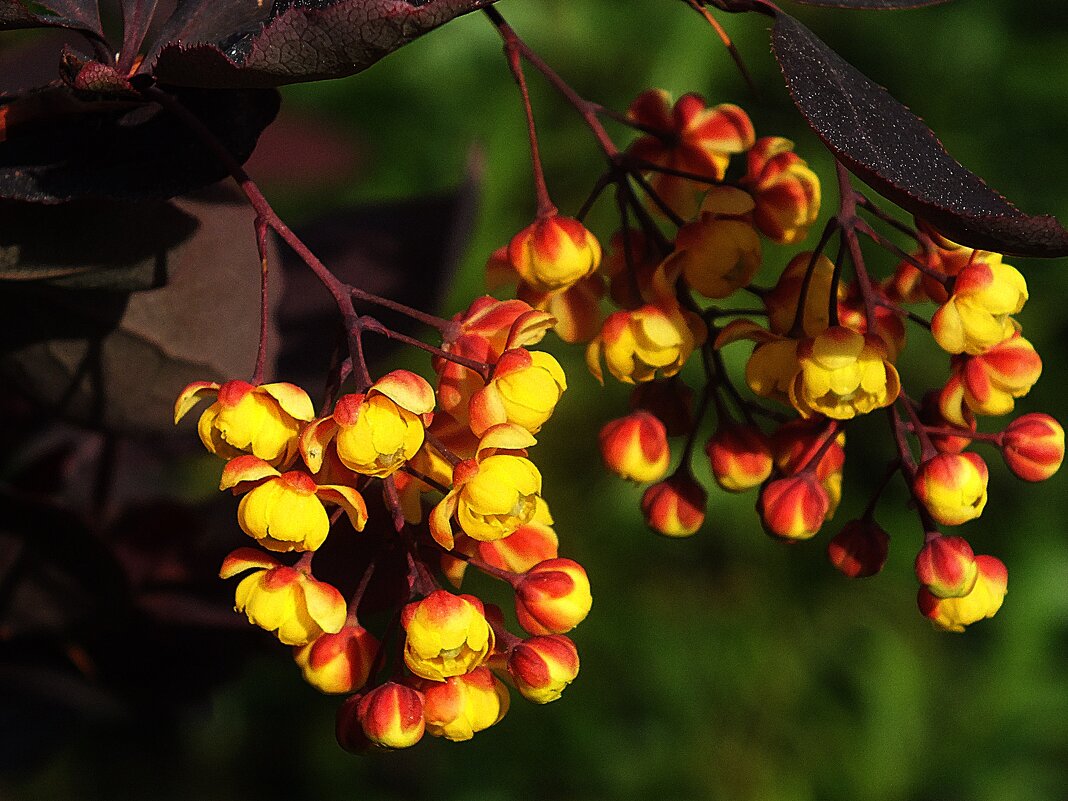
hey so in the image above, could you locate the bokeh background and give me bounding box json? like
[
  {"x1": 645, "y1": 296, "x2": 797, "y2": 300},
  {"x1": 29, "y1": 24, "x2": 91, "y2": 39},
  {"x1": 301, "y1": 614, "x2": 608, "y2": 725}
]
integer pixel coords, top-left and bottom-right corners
[{"x1": 4, "y1": 1, "x2": 1068, "y2": 799}]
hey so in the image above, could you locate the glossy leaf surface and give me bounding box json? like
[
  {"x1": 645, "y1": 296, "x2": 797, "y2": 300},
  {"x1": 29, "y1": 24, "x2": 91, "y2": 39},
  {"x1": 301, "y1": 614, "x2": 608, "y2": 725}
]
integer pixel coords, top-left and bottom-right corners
[{"x1": 770, "y1": 10, "x2": 1068, "y2": 256}]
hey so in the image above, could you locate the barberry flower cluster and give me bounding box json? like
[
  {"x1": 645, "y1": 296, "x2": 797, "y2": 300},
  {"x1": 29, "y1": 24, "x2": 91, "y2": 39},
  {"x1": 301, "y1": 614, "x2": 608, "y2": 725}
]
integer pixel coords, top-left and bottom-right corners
[
  {"x1": 174, "y1": 297, "x2": 591, "y2": 749},
  {"x1": 486, "y1": 83, "x2": 1062, "y2": 634},
  {"x1": 153, "y1": 4, "x2": 1066, "y2": 757}
]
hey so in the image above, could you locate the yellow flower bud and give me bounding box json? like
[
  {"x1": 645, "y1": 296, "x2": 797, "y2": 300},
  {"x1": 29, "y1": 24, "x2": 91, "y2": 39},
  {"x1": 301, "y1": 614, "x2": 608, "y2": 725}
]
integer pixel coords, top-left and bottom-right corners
[
  {"x1": 420, "y1": 667, "x2": 510, "y2": 741},
  {"x1": 918, "y1": 555, "x2": 1007, "y2": 632},
  {"x1": 508, "y1": 215, "x2": 602, "y2": 294},
  {"x1": 401, "y1": 591, "x2": 494, "y2": 682},
  {"x1": 789, "y1": 326, "x2": 900, "y2": 420},
  {"x1": 914, "y1": 452, "x2": 989, "y2": 527},
  {"x1": 586, "y1": 304, "x2": 705, "y2": 384}
]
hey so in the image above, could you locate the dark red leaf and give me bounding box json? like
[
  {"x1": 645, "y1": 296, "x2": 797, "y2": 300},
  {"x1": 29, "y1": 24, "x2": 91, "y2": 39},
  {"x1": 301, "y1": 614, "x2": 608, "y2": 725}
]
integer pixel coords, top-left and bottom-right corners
[
  {"x1": 152, "y1": 0, "x2": 498, "y2": 88},
  {"x1": 769, "y1": 10, "x2": 1068, "y2": 257},
  {"x1": 0, "y1": 84, "x2": 279, "y2": 202},
  {"x1": 0, "y1": 0, "x2": 103, "y2": 38}
]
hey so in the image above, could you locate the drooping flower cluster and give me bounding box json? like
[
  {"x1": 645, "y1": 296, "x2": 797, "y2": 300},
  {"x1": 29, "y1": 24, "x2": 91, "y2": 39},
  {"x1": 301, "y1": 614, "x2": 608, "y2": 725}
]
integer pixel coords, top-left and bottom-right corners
[
  {"x1": 484, "y1": 86, "x2": 1062, "y2": 636},
  {"x1": 175, "y1": 297, "x2": 591, "y2": 750}
]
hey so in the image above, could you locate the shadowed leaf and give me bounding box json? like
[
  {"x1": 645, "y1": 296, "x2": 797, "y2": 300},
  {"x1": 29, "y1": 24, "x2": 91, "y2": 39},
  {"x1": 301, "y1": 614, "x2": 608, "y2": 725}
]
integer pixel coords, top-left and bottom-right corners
[
  {"x1": 0, "y1": 0, "x2": 103, "y2": 37},
  {"x1": 0, "y1": 198, "x2": 197, "y2": 289},
  {"x1": 0, "y1": 84, "x2": 279, "y2": 202},
  {"x1": 769, "y1": 10, "x2": 1068, "y2": 257},
  {"x1": 152, "y1": 0, "x2": 497, "y2": 88},
  {"x1": 0, "y1": 190, "x2": 280, "y2": 432}
]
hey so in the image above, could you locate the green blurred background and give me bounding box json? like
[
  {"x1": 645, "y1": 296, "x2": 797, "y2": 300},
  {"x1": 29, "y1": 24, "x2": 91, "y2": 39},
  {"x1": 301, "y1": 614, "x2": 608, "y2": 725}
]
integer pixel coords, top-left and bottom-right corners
[{"x1": 8, "y1": 1, "x2": 1068, "y2": 799}]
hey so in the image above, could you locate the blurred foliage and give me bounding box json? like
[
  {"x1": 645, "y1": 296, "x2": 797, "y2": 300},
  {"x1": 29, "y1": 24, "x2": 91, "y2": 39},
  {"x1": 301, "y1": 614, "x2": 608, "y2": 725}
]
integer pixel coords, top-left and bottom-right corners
[{"x1": 4, "y1": 1, "x2": 1068, "y2": 799}]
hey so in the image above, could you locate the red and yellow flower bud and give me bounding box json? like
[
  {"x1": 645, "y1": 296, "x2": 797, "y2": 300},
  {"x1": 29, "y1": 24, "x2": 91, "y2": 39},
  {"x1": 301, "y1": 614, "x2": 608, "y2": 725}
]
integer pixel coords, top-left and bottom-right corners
[
  {"x1": 174, "y1": 380, "x2": 315, "y2": 467},
  {"x1": 419, "y1": 667, "x2": 510, "y2": 741},
  {"x1": 475, "y1": 498, "x2": 559, "y2": 575},
  {"x1": 640, "y1": 474, "x2": 707, "y2": 537},
  {"x1": 468, "y1": 348, "x2": 566, "y2": 436},
  {"x1": 827, "y1": 519, "x2": 890, "y2": 578},
  {"x1": 508, "y1": 215, "x2": 602, "y2": 294},
  {"x1": 599, "y1": 411, "x2": 671, "y2": 483},
  {"x1": 401, "y1": 591, "x2": 494, "y2": 681},
  {"x1": 918, "y1": 554, "x2": 1008, "y2": 632},
  {"x1": 221, "y1": 457, "x2": 368, "y2": 552},
  {"x1": 915, "y1": 536, "x2": 978, "y2": 598},
  {"x1": 914, "y1": 452, "x2": 989, "y2": 527},
  {"x1": 294, "y1": 624, "x2": 379, "y2": 695},
  {"x1": 514, "y1": 558, "x2": 592, "y2": 636},
  {"x1": 356, "y1": 682, "x2": 426, "y2": 749},
  {"x1": 586, "y1": 303, "x2": 705, "y2": 385},
  {"x1": 759, "y1": 473, "x2": 830, "y2": 541},
  {"x1": 742, "y1": 137, "x2": 821, "y2": 245},
  {"x1": 790, "y1": 327, "x2": 900, "y2": 420},
  {"x1": 671, "y1": 201, "x2": 762, "y2": 299},
  {"x1": 1002, "y1": 413, "x2": 1065, "y2": 482},
  {"x1": 946, "y1": 334, "x2": 1042, "y2": 420},
  {"x1": 508, "y1": 634, "x2": 580, "y2": 704},
  {"x1": 220, "y1": 548, "x2": 347, "y2": 646},
  {"x1": 706, "y1": 424, "x2": 774, "y2": 493},
  {"x1": 627, "y1": 89, "x2": 755, "y2": 218},
  {"x1": 931, "y1": 259, "x2": 1027, "y2": 355}
]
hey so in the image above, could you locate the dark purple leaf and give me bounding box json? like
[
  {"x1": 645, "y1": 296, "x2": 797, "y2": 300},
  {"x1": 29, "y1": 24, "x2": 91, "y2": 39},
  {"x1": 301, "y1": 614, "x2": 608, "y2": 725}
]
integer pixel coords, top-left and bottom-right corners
[
  {"x1": 786, "y1": 0, "x2": 952, "y2": 8},
  {"x1": 152, "y1": 0, "x2": 497, "y2": 88},
  {"x1": 0, "y1": 84, "x2": 279, "y2": 202},
  {"x1": 0, "y1": 0, "x2": 103, "y2": 38},
  {"x1": 0, "y1": 190, "x2": 281, "y2": 433},
  {"x1": 119, "y1": 0, "x2": 161, "y2": 70},
  {"x1": 769, "y1": 10, "x2": 1068, "y2": 257}
]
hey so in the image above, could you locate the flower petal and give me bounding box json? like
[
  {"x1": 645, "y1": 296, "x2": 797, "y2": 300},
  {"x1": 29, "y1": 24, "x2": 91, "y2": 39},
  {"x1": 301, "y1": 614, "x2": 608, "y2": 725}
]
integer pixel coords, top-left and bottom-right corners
[
  {"x1": 219, "y1": 547, "x2": 280, "y2": 579},
  {"x1": 174, "y1": 381, "x2": 220, "y2": 424}
]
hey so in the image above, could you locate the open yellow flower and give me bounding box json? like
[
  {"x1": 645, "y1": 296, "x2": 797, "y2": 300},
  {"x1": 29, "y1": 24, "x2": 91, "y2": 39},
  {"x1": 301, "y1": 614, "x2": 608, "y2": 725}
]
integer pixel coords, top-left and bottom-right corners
[
  {"x1": 175, "y1": 380, "x2": 315, "y2": 467},
  {"x1": 931, "y1": 258, "x2": 1027, "y2": 355},
  {"x1": 220, "y1": 548, "x2": 346, "y2": 646},
  {"x1": 586, "y1": 303, "x2": 705, "y2": 384},
  {"x1": 790, "y1": 326, "x2": 900, "y2": 419},
  {"x1": 221, "y1": 455, "x2": 367, "y2": 552},
  {"x1": 301, "y1": 370, "x2": 435, "y2": 478},
  {"x1": 430, "y1": 425, "x2": 543, "y2": 550}
]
